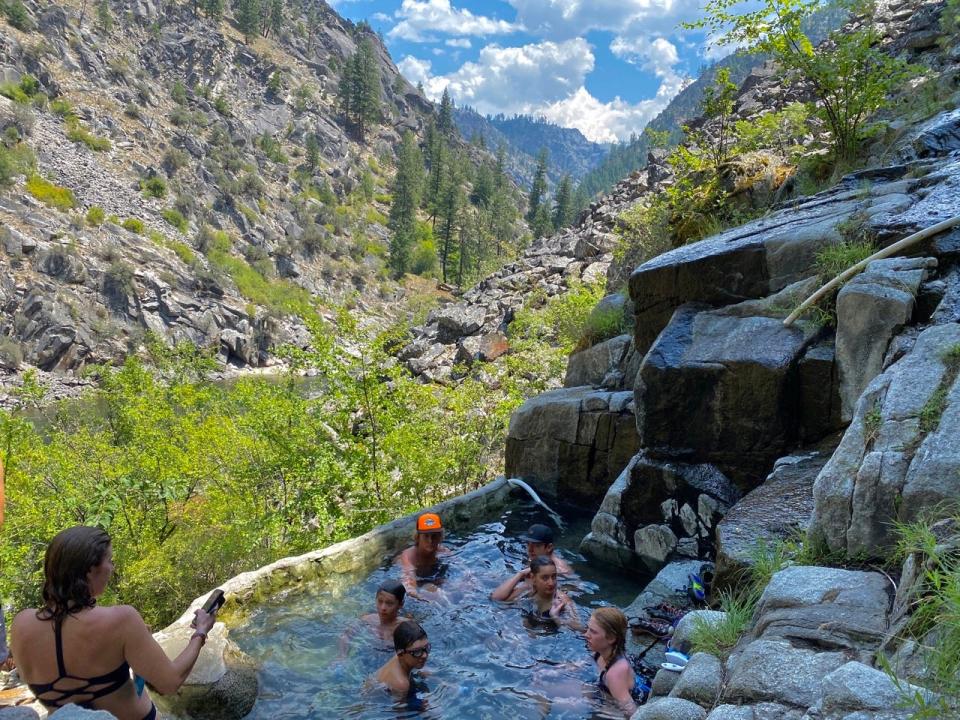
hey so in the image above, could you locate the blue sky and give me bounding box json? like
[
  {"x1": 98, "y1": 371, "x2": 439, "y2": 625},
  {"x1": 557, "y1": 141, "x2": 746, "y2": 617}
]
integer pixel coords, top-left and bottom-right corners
[{"x1": 327, "y1": 0, "x2": 721, "y2": 143}]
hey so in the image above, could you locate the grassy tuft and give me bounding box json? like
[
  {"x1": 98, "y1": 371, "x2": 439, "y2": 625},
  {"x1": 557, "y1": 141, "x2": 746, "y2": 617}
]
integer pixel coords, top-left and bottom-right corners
[
  {"x1": 65, "y1": 120, "x2": 111, "y2": 151},
  {"x1": 161, "y1": 208, "x2": 189, "y2": 233},
  {"x1": 26, "y1": 174, "x2": 75, "y2": 210},
  {"x1": 121, "y1": 217, "x2": 144, "y2": 234}
]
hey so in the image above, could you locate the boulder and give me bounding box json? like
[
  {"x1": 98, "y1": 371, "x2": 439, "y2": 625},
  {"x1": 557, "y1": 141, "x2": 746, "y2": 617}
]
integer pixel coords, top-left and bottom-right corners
[
  {"x1": 153, "y1": 623, "x2": 258, "y2": 720},
  {"x1": 752, "y1": 566, "x2": 891, "y2": 662},
  {"x1": 581, "y1": 453, "x2": 739, "y2": 570},
  {"x1": 624, "y1": 560, "x2": 705, "y2": 619},
  {"x1": 478, "y1": 332, "x2": 509, "y2": 361},
  {"x1": 628, "y1": 191, "x2": 878, "y2": 353},
  {"x1": 631, "y1": 697, "x2": 706, "y2": 720},
  {"x1": 505, "y1": 387, "x2": 640, "y2": 508},
  {"x1": 565, "y1": 334, "x2": 631, "y2": 388},
  {"x1": 836, "y1": 257, "x2": 935, "y2": 421},
  {"x1": 723, "y1": 639, "x2": 847, "y2": 708},
  {"x1": 797, "y1": 341, "x2": 845, "y2": 441},
  {"x1": 705, "y1": 703, "x2": 804, "y2": 720},
  {"x1": 36, "y1": 250, "x2": 87, "y2": 284},
  {"x1": 817, "y1": 661, "x2": 932, "y2": 716},
  {"x1": 0, "y1": 708, "x2": 41, "y2": 720},
  {"x1": 635, "y1": 283, "x2": 821, "y2": 487},
  {"x1": 669, "y1": 652, "x2": 723, "y2": 707},
  {"x1": 714, "y1": 449, "x2": 832, "y2": 589},
  {"x1": 809, "y1": 323, "x2": 960, "y2": 557},
  {"x1": 431, "y1": 304, "x2": 487, "y2": 341},
  {"x1": 672, "y1": 610, "x2": 727, "y2": 651}
]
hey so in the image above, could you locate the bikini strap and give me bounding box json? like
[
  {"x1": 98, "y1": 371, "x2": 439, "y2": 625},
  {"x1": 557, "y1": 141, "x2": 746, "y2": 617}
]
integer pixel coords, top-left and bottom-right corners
[{"x1": 54, "y1": 620, "x2": 68, "y2": 677}]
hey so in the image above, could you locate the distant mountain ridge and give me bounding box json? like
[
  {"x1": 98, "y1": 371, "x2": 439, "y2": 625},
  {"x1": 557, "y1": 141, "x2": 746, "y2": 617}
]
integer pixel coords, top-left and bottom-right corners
[{"x1": 454, "y1": 106, "x2": 609, "y2": 189}]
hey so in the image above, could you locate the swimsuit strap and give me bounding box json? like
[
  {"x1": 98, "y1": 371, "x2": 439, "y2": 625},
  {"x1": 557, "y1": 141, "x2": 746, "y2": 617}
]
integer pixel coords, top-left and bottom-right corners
[{"x1": 54, "y1": 620, "x2": 68, "y2": 677}]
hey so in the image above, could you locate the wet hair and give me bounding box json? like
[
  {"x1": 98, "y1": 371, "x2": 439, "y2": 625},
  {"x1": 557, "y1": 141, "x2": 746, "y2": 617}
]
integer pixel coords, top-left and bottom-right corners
[
  {"x1": 377, "y1": 579, "x2": 406, "y2": 604},
  {"x1": 591, "y1": 607, "x2": 628, "y2": 660},
  {"x1": 529, "y1": 555, "x2": 557, "y2": 576},
  {"x1": 37, "y1": 526, "x2": 112, "y2": 625},
  {"x1": 393, "y1": 620, "x2": 427, "y2": 652}
]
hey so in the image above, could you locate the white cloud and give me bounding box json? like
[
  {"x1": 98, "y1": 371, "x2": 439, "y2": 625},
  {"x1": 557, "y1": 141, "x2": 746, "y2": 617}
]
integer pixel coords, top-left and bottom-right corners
[
  {"x1": 397, "y1": 55, "x2": 434, "y2": 86},
  {"x1": 446, "y1": 38, "x2": 472, "y2": 48},
  {"x1": 371, "y1": 12, "x2": 391, "y2": 22},
  {"x1": 506, "y1": 0, "x2": 703, "y2": 40},
  {"x1": 398, "y1": 37, "x2": 689, "y2": 142},
  {"x1": 409, "y1": 38, "x2": 594, "y2": 115},
  {"x1": 388, "y1": 0, "x2": 519, "y2": 42}
]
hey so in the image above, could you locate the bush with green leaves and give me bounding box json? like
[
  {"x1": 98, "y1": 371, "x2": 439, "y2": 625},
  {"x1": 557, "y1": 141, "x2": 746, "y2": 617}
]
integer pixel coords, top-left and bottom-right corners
[
  {"x1": 141, "y1": 175, "x2": 168, "y2": 198},
  {"x1": 65, "y1": 120, "x2": 111, "y2": 152},
  {"x1": 690, "y1": 0, "x2": 916, "y2": 161},
  {"x1": 26, "y1": 174, "x2": 75, "y2": 210},
  {"x1": 86, "y1": 205, "x2": 106, "y2": 226},
  {"x1": 0, "y1": 142, "x2": 35, "y2": 186},
  {"x1": 162, "y1": 208, "x2": 189, "y2": 232},
  {"x1": 1, "y1": 0, "x2": 32, "y2": 29},
  {"x1": 121, "y1": 217, "x2": 144, "y2": 234},
  {"x1": 0, "y1": 75, "x2": 41, "y2": 104}
]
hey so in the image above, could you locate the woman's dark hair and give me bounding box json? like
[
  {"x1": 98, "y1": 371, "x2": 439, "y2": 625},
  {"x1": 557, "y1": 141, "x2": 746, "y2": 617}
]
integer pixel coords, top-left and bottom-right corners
[
  {"x1": 530, "y1": 555, "x2": 556, "y2": 576},
  {"x1": 393, "y1": 620, "x2": 427, "y2": 652},
  {"x1": 37, "y1": 526, "x2": 111, "y2": 624},
  {"x1": 378, "y1": 579, "x2": 406, "y2": 604}
]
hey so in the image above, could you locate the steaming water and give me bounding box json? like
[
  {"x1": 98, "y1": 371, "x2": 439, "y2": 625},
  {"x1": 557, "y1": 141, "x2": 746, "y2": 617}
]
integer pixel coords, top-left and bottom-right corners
[{"x1": 233, "y1": 505, "x2": 653, "y2": 719}]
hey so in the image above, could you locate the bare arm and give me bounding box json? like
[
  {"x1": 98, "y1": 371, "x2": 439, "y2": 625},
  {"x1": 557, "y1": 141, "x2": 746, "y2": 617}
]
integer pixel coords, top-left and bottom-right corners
[
  {"x1": 490, "y1": 568, "x2": 531, "y2": 601},
  {"x1": 123, "y1": 607, "x2": 216, "y2": 695},
  {"x1": 397, "y1": 549, "x2": 420, "y2": 598},
  {"x1": 550, "y1": 593, "x2": 584, "y2": 631},
  {"x1": 603, "y1": 662, "x2": 638, "y2": 717}
]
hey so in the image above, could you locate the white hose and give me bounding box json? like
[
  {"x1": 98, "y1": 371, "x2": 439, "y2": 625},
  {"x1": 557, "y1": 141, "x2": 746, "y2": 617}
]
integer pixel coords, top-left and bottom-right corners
[{"x1": 506, "y1": 478, "x2": 566, "y2": 529}]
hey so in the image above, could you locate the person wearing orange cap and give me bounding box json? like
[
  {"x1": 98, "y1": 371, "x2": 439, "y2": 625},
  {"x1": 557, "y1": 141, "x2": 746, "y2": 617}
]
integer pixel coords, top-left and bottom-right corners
[{"x1": 397, "y1": 513, "x2": 449, "y2": 597}]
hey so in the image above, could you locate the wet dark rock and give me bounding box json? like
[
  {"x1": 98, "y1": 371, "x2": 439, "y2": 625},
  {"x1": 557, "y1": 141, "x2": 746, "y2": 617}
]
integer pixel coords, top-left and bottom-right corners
[
  {"x1": 505, "y1": 386, "x2": 640, "y2": 509},
  {"x1": 581, "y1": 453, "x2": 739, "y2": 570},
  {"x1": 714, "y1": 449, "x2": 833, "y2": 590},
  {"x1": 798, "y1": 341, "x2": 844, "y2": 441}
]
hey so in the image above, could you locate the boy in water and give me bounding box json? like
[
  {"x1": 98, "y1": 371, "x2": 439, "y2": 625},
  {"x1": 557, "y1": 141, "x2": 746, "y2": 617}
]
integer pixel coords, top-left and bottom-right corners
[
  {"x1": 339, "y1": 580, "x2": 410, "y2": 656},
  {"x1": 397, "y1": 513, "x2": 449, "y2": 596},
  {"x1": 374, "y1": 621, "x2": 431, "y2": 696}
]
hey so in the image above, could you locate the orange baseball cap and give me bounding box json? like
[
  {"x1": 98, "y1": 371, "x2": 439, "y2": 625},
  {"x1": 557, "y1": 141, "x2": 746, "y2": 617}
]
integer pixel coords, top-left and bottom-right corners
[{"x1": 416, "y1": 513, "x2": 443, "y2": 533}]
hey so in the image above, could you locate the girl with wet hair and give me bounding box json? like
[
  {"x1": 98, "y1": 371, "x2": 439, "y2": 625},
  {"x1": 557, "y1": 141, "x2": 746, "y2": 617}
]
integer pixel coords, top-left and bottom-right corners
[
  {"x1": 373, "y1": 620, "x2": 431, "y2": 695},
  {"x1": 494, "y1": 556, "x2": 583, "y2": 630},
  {"x1": 11, "y1": 526, "x2": 219, "y2": 720},
  {"x1": 586, "y1": 607, "x2": 645, "y2": 717}
]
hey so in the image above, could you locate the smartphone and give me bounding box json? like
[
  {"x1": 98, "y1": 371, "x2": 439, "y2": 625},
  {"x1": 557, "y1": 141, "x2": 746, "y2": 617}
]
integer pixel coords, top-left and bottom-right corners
[{"x1": 201, "y1": 589, "x2": 226, "y2": 615}]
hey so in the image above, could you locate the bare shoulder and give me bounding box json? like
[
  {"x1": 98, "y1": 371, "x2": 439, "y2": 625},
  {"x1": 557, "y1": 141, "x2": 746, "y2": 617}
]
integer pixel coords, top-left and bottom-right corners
[{"x1": 397, "y1": 547, "x2": 414, "y2": 564}]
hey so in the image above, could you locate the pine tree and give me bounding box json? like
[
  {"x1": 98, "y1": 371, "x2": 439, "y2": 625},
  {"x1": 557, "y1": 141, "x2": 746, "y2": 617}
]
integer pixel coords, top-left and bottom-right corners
[
  {"x1": 552, "y1": 175, "x2": 573, "y2": 230},
  {"x1": 201, "y1": 0, "x2": 223, "y2": 19},
  {"x1": 437, "y1": 88, "x2": 455, "y2": 137},
  {"x1": 305, "y1": 133, "x2": 320, "y2": 170},
  {"x1": 531, "y1": 203, "x2": 553, "y2": 240},
  {"x1": 265, "y1": 0, "x2": 283, "y2": 38},
  {"x1": 234, "y1": 0, "x2": 260, "y2": 42},
  {"x1": 337, "y1": 40, "x2": 381, "y2": 141},
  {"x1": 526, "y1": 148, "x2": 549, "y2": 237},
  {"x1": 436, "y1": 156, "x2": 464, "y2": 284},
  {"x1": 388, "y1": 131, "x2": 423, "y2": 278}
]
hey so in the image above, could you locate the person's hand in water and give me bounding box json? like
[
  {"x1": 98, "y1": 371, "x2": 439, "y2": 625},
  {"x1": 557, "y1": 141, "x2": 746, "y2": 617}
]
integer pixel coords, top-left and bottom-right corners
[{"x1": 549, "y1": 594, "x2": 568, "y2": 620}]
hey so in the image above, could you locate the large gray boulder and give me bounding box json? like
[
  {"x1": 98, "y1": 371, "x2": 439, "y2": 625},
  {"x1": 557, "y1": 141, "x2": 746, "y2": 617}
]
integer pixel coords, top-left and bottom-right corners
[
  {"x1": 705, "y1": 703, "x2": 804, "y2": 719},
  {"x1": 836, "y1": 257, "x2": 936, "y2": 421},
  {"x1": 714, "y1": 449, "x2": 832, "y2": 589},
  {"x1": 581, "y1": 453, "x2": 739, "y2": 570},
  {"x1": 635, "y1": 280, "x2": 822, "y2": 487},
  {"x1": 153, "y1": 623, "x2": 257, "y2": 720},
  {"x1": 631, "y1": 697, "x2": 707, "y2": 720},
  {"x1": 627, "y1": 177, "x2": 914, "y2": 354},
  {"x1": 815, "y1": 661, "x2": 931, "y2": 718},
  {"x1": 809, "y1": 322, "x2": 960, "y2": 557},
  {"x1": 669, "y1": 652, "x2": 723, "y2": 707},
  {"x1": 723, "y1": 639, "x2": 847, "y2": 707},
  {"x1": 752, "y1": 566, "x2": 891, "y2": 662},
  {"x1": 505, "y1": 387, "x2": 639, "y2": 508},
  {"x1": 564, "y1": 334, "x2": 632, "y2": 388},
  {"x1": 47, "y1": 708, "x2": 115, "y2": 719}
]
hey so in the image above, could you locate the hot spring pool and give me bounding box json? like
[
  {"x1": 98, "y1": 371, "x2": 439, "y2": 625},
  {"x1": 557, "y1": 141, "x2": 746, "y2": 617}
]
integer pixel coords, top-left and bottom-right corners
[{"x1": 233, "y1": 506, "x2": 655, "y2": 719}]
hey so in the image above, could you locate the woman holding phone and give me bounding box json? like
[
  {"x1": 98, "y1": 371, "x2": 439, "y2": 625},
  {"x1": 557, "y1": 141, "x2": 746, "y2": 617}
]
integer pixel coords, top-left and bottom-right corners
[{"x1": 11, "y1": 526, "x2": 219, "y2": 720}]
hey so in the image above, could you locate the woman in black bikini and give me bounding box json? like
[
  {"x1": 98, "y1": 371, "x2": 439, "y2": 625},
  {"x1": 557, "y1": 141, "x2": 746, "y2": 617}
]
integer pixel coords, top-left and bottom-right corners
[
  {"x1": 10, "y1": 526, "x2": 218, "y2": 720},
  {"x1": 586, "y1": 607, "x2": 645, "y2": 717}
]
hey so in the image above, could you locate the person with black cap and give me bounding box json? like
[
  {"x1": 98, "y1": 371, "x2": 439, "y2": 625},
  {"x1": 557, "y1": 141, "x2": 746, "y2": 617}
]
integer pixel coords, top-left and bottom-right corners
[{"x1": 490, "y1": 523, "x2": 572, "y2": 600}]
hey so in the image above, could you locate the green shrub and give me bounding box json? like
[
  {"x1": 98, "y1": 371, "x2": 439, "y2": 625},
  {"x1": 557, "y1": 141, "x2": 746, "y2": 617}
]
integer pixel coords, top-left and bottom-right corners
[
  {"x1": 121, "y1": 217, "x2": 144, "y2": 234},
  {"x1": 171, "y1": 80, "x2": 188, "y2": 105},
  {"x1": 26, "y1": 174, "x2": 75, "y2": 210},
  {"x1": 86, "y1": 205, "x2": 106, "y2": 226},
  {"x1": 213, "y1": 95, "x2": 230, "y2": 116},
  {"x1": 162, "y1": 208, "x2": 189, "y2": 232},
  {"x1": 0, "y1": 142, "x2": 35, "y2": 185},
  {"x1": 65, "y1": 120, "x2": 111, "y2": 151},
  {"x1": 50, "y1": 98, "x2": 75, "y2": 118},
  {"x1": 690, "y1": 589, "x2": 758, "y2": 660},
  {"x1": 0, "y1": 75, "x2": 40, "y2": 104},
  {"x1": 196, "y1": 225, "x2": 232, "y2": 254},
  {"x1": 168, "y1": 240, "x2": 194, "y2": 264},
  {"x1": 1, "y1": 0, "x2": 32, "y2": 30},
  {"x1": 168, "y1": 107, "x2": 192, "y2": 127},
  {"x1": 141, "y1": 176, "x2": 168, "y2": 199},
  {"x1": 162, "y1": 148, "x2": 190, "y2": 176}
]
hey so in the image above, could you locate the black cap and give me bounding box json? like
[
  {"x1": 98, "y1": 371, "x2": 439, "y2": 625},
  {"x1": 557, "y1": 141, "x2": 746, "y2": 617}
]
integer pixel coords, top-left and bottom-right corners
[{"x1": 520, "y1": 523, "x2": 555, "y2": 544}]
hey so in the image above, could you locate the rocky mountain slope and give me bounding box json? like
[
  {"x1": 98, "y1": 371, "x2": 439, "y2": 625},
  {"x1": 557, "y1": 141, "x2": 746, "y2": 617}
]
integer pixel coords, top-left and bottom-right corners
[
  {"x1": 0, "y1": 0, "x2": 508, "y2": 391},
  {"x1": 454, "y1": 106, "x2": 609, "y2": 188}
]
